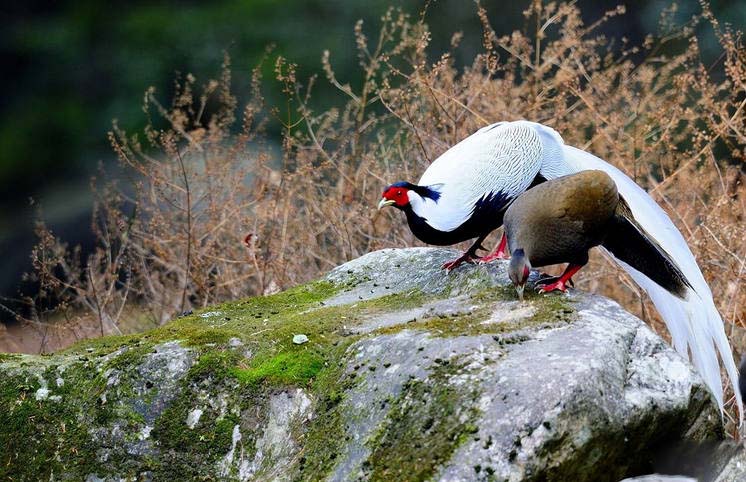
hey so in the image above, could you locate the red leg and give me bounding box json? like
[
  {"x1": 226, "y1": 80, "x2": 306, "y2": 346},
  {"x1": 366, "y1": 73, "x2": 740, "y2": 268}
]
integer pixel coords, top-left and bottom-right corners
[
  {"x1": 536, "y1": 272, "x2": 575, "y2": 288},
  {"x1": 537, "y1": 264, "x2": 583, "y2": 293},
  {"x1": 479, "y1": 232, "x2": 510, "y2": 264},
  {"x1": 442, "y1": 251, "x2": 481, "y2": 271},
  {"x1": 442, "y1": 236, "x2": 486, "y2": 271}
]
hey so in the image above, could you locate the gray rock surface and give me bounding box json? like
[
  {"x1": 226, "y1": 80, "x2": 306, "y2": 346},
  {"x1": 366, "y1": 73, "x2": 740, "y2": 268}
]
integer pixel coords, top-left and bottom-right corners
[
  {"x1": 713, "y1": 444, "x2": 746, "y2": 482},
  {"x1": 0, "y1": 247, "x2": 739, "y2": 481},
  {"x1": 621, "y1": 476, "x2": 697, "y2": 482}
]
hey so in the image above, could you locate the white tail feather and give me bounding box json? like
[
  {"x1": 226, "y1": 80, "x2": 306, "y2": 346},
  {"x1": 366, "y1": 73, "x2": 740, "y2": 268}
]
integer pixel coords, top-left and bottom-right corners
[
  {"x1": 556, "y1": 144, "x2": 743, "y2": 422},
  {"x1": 614, "y1": 258, "x2": 731, "y2": 411}
]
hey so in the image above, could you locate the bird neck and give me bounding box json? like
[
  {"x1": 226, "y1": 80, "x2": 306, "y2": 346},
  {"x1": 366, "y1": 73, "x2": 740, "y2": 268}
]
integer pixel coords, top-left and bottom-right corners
[
  {"x1": 509, "y1": 248, "x2": 530, "y2": 270},
  {"x1": 406, "y1": 185, "x2": 441, "y2": 219},
  {"x1": 402, "y1": 193, "x2": 455, "y2": 245},
  {"x1": 407, "y1": 191, "x2": 429, "y2": 218}
]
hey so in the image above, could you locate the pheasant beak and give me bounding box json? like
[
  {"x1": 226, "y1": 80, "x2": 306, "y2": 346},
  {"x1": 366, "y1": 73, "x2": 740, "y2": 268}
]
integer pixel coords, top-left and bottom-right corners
[
  {"x1": 378, "y1": 198, "x2": 395, "y2": 210},
  {"x1": 515, "y1": 284, "x2": 525, "y2": 302}
]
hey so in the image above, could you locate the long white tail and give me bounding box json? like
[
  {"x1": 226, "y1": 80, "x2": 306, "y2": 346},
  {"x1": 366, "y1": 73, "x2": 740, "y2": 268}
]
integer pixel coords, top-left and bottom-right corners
[{"x1": 558, "y1": 144, "x2": 743, "y2": 422}]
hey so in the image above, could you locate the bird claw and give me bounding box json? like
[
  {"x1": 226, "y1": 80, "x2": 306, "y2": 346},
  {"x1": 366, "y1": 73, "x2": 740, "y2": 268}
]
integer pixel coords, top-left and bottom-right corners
[
  {"x1": 535, "y1": 274, "x2": 574, "y2": 289},
  {"x1": 536, "y1": 279, "x2": 569, "y2": 294},
  {"x1": 442, "y1": 254, "x2": 481, "y2": 271}
]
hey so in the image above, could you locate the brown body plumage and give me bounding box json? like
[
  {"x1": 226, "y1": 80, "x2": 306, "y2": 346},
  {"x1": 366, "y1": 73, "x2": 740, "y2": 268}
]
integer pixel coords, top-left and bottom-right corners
[
  {"x1": 504, "y1": 170, "x2": 619, "y2": 267},
  {"x1": 504, "y1": 170, "x2": 619, "y2": 297}
]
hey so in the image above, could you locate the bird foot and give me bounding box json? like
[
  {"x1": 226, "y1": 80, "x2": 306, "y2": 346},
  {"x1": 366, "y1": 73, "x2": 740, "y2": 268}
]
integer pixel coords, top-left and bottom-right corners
[
  {"x1": 536, "y1": 264, "x2": 582, "y2": 293},
  {"x1": 442, "y1": 253, "x2": 481, "y2": 271},
  {"x1": 478, "y1": 249, "x2": 510, "y2": 264},
  {"x1": 479, "y1": 233, "x2": 509, "y2": 264},
  {"x1": 536, "y1": 278, "x2": 571, "y2": 293},
  {"x1": 535, "y1": 273, "x2": 574, "y2": 288}
]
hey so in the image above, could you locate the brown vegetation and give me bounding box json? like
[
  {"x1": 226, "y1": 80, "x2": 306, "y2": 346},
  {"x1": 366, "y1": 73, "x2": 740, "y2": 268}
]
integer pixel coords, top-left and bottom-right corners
[{"x1": 9, "y1": 0, "x2": 746, "y2": 426}]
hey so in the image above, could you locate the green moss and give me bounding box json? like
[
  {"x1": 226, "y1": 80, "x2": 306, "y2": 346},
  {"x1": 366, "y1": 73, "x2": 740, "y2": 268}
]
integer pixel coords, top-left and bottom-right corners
[
  {"x1": 152, "y1": 401, "x2": 241, "y2": 480},
  {"x1": 61, "y1": 280, "x2": 339, "y2": 358},
  {"x1": 364, "y1": 360, "x2": 480, "y2": 481},
  {"x1": 153, "y1": 394, "x2": 239, "y2": 458},
  {"x1": 222, "y1": 280, "x2": 339, "y2": 316},
  {"x1": 63, "y1": 333, "x2": 143, "y2": 357},
  {"x1": 525, "y1": 291, "x2": 576, "y2": 324},
  {"x1": 182, "y1": 327, "x2": 241, "y2": 347},
  {"x1": 0, "y1": 266, "x2": 584, "y2": 480},
  {"x1": 233, "y1": 350, "x2": 324, "y2": 387},
  {"x1": 294, "y1": 343, "x2": 356, "y2": 481},
  {"x1": 469, "y1": 284, "x2": 518, "y2": 303},
  {"x1": 105, "y1": 344, "x2": 153, "y2": 371},
  {"x1": 0, "y1": 353, "x2": 21, "y2": 363},
  {"x1": 0, "y1": 363, "x2": 111, "y2": 480},
  {"x1": 188, "y1": 350, "x2": 242, "y2": 382},
  {"x1": 148, "y1": 346, "x2": 247, "y2": 479},
  {"x1": 372, "y1": 286, "x2": 576, "y2": 339},
  {"x1": 359, "y1": 290, "x2": 427, "y2": 311}
]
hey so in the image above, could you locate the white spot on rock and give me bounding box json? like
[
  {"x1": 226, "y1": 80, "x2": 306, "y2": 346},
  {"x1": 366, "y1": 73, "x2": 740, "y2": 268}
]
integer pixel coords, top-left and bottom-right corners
[
  {"x1": 481, "y1": 303, "x2": 537, "y2": 325},
  {"x1": 200, "y1": 311, "x2": 222, "y2": 318},
  {"x1": 187, "y1": 409, "x2": 204, "y2": 429},
  {"x1": 34, "y1": 376, "x2": 50, "y2": 401},
  {"x1": 384, "y1": 364, "x2": 400, "y2": 374},
  {"x1": 35, "y1": 388, "x2": 50, "y2": 401},
  {"x1": 239, "y1": 389, "x2": 312, "y2": 479},
  {"x1": 104, "y1": 369, "x2": 120, "y2": 387},
  {"x1": 218, "y1": 424, "x2": 242, "y2": 477},
  {"x1": 138, "y1": 425, "x2": 153, "y2": 440}
]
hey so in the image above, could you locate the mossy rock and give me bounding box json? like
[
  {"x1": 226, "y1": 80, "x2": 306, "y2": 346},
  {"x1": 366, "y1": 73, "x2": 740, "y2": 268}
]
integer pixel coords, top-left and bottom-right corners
[{"x1": 0, "y1": 248, "x2": 726, "y2": 481}]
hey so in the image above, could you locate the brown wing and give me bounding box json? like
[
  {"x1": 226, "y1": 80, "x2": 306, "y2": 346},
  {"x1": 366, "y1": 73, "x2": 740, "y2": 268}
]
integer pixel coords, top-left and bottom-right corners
[{"x1": 504, "y1": 170, "x2": 619, "y2": 267}]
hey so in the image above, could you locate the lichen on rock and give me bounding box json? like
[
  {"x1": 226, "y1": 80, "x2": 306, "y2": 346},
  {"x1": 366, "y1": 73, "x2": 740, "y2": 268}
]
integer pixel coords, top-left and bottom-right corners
[{"x1": 0, "y1": 248, "x2": 738, "y2": 481}]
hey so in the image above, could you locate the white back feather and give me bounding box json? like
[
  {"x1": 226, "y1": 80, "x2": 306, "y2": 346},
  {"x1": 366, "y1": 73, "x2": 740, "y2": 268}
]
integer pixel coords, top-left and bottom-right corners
[{"x1": 413, "y1": 122, "x2": 543, "y2": 232}]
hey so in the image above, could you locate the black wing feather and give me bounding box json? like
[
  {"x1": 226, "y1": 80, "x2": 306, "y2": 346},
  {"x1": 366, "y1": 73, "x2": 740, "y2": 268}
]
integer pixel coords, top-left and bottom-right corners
[{"x1": 603, "y1": 198, "x2": 692, "y2": 299}]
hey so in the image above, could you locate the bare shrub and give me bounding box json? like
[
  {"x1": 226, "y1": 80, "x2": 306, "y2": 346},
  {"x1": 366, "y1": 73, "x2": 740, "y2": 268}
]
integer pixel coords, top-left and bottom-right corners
[{"x1": 15, "y1": 0, "x2": 746, "y2": 429}]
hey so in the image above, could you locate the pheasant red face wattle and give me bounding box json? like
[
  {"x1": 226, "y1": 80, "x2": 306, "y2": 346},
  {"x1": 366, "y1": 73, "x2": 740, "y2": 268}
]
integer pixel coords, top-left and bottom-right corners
[{"x1": 379, "y1": 185, "x2": 409, "y2": 209}]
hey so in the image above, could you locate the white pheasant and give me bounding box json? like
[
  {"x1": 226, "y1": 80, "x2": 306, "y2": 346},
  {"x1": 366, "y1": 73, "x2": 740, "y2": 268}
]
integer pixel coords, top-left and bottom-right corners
[{"x1": 378, "y1": 120, "x2": 743, "y2": 422}]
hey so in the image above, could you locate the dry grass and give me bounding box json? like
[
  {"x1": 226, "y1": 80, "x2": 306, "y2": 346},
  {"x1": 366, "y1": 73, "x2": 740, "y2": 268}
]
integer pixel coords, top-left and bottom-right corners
[{"x1": 11, "y1": 0, "x2": 746, "y2": 428}]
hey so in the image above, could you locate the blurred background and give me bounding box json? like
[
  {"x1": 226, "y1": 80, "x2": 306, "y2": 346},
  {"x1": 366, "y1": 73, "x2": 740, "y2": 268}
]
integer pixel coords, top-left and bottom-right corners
[{"x1": 0, "y1": 0, "x2": 743, "y2": 323}]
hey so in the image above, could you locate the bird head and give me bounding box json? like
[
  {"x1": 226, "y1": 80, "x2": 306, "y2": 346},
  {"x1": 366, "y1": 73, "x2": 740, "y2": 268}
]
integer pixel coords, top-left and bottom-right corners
[
  {"x1": 508, "y1": 248, "x2": 531, "y2": 301},
  {"x1": 378, "y1": 182, "x2": 413, "y2": 210}
]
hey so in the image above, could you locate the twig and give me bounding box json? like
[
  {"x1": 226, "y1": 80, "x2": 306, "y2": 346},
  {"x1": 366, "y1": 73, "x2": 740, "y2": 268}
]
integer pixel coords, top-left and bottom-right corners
[
  {"x1": 176, "y1": 148, "x2": 193, "y2": 314},
  {"x1": 87, "y1": 266, "x2": 105, "y2": 337}
]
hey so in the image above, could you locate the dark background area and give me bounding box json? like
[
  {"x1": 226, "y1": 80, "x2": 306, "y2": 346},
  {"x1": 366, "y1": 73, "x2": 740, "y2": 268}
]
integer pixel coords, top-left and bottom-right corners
[{"x1": 0, "y1": 0, "x2": 743, "y2": 316}]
